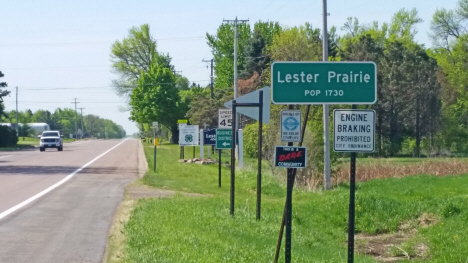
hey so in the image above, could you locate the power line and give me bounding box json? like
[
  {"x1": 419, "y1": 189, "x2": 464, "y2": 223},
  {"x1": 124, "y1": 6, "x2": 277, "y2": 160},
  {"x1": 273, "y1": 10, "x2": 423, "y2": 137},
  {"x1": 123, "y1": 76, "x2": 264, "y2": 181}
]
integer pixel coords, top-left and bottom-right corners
[
  {"x1": 0, "y1": 37, "x2": 205, "y2": 47},
  {"x1": 4, "y1": 100, "x2": 126, "y2": 104},
  {"x1": 19, "y1": 81, "x2": 210, "y2": 90}
]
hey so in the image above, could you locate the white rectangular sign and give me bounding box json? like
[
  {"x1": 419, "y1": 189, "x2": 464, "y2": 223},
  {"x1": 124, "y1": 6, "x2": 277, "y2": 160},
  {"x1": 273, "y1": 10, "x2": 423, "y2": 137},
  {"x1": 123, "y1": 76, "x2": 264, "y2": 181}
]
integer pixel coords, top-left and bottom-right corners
[
  {"x1": 281, "y1": 110, "x2": 301, "y2": 142},
  {"x1": 333, "y1": 109, "x2": 375, "y2": 152},
  {"x1": 179, "y1": 125, "x2": 199, "y2": 146},
  {"x1": 218, "y1": 109, "x2": 233, "y2": 129}
]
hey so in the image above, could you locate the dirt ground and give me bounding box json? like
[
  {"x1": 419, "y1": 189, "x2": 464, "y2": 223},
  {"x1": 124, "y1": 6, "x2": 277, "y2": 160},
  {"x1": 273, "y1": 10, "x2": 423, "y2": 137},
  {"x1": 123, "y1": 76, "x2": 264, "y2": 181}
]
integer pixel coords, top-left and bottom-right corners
[{"x1": 355, "y1": 213, "x2": 436, "y2": 262}]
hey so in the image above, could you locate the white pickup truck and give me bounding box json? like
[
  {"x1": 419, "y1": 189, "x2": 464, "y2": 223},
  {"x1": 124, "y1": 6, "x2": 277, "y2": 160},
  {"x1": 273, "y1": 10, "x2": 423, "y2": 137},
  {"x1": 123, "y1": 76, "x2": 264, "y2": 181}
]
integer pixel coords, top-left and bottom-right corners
[{"x1": 39, "y1": 131, "x2": 63, "y2": 152}]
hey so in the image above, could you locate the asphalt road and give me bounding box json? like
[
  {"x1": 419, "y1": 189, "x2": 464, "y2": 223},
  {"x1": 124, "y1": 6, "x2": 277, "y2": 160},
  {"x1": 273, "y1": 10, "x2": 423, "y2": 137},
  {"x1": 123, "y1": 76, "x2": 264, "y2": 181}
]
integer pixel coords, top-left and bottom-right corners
[{"x1": 0, "y1": 139, "x2": 145, "y2": 263}]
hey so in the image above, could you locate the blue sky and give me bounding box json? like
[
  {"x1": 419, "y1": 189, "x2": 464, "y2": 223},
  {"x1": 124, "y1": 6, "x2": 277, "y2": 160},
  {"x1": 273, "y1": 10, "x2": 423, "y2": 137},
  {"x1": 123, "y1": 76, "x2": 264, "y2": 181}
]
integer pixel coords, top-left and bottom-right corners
[{"x1": 0, "y1": 0, "x2": 457, "y2": 135}]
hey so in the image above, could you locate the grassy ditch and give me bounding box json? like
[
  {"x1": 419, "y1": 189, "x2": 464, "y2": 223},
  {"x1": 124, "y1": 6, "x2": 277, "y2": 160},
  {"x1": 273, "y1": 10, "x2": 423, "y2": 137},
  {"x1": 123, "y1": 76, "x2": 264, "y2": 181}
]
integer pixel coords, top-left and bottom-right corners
[{"x1": 120, "y1": 142, "x2": 468, "y2": 262}]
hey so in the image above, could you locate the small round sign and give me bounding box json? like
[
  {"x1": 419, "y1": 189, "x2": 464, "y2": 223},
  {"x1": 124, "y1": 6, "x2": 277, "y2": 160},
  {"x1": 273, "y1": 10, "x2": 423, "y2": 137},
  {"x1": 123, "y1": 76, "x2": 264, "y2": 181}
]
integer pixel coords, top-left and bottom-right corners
[{"x1": 283, "y1": 117, "x2": 300, "y2": 131}]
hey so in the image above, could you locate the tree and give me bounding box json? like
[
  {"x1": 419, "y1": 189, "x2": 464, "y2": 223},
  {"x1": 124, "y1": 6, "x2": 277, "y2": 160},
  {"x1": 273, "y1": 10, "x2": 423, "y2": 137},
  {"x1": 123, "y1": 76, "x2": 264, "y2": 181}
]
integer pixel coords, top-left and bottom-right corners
[
  {"x1": 53, "y1": 108, "x2": 77, "y2": 136},
  {"x1": 185, "y1": 89, "x2": 230, "y2": 128},
  {"x1": 240, "y1": 21, "x2": 281, "y2": 79},
  {"x1": 430, "y1": 0, "x2": 468, "y2": 49},
  {"x1": 18, "y1": 123, "x2": 34, "y2": 139},
  {"x1": 206, "y1": 22, "x2": 251, "y2": 90},
  {"x1": 129, "y1": 63, "x2": 186, "y2": 143},
  {"x1": 388, "y1": 8, "x2": 423, "y2": 41},
  {"x1": 340, "y1": 34, "x2": 386, "y2": 154},
  {"x1": 175, "y1": 75, "x2": 190, "y2": 90},
  {"x1": 0, "y1": 71, "x2": 10, "y2": 120},
  {"x1": 111, "y1": 24, "x2": 173, "y2": 97}
]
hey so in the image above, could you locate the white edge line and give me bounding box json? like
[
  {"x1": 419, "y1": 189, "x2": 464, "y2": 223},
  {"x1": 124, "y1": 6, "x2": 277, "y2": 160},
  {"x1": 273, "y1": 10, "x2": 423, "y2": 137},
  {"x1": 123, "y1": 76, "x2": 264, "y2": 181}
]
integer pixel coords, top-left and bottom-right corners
[
  {"x1": 0, "y1": 138, "x2": 129, "y2": 220},
  {"x1": 0, "y1": 156, "x2": 13, "y2": 159}
]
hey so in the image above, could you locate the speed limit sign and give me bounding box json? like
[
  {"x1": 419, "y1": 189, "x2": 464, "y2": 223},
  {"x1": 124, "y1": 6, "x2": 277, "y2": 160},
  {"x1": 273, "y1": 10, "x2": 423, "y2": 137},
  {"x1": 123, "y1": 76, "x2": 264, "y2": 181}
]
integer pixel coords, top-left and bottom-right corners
[{"x1": 218, "y1": 109, "x2": 233, "y2": 129}]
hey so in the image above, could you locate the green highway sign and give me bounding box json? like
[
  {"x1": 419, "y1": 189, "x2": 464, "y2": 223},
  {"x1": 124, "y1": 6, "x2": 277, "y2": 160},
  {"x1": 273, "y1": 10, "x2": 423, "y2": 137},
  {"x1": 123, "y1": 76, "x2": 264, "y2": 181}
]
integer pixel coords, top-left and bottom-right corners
[
  {"x1": 216, "y1": 129, "x2": 232, "y2": 149},
  {"x1": 271, "y1": 62, "x2": 377, "y2": 104}
]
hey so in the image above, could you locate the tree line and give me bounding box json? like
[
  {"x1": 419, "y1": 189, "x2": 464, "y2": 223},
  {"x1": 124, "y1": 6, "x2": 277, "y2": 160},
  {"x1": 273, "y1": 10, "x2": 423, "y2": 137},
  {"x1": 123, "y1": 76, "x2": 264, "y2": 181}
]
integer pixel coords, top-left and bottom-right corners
[
  {"x1": 0, "y1": 107, "x2": 126, "y2": 139},
  {"x1": 111, "y1": 1, "x2": 468, "y2": 161}
]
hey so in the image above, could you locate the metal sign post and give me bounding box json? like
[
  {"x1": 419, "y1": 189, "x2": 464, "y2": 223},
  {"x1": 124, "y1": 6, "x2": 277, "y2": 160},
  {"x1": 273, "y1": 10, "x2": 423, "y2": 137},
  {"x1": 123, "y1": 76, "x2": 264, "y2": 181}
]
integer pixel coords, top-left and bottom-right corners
[
  {"x1": 178, "y1": 120, "x2": 188, "y2": 160},
  {"x1": 153, "y1": 124, "x2": 157, "y2": 172},
  {"x1": 230, "y1": 90, "x2": 263, "y2": 220},
  {"x1": 274, "y1": 145, "x2": 308, "y2": 263},
  {"x1": 153, "y1": 138, "x2": 158, "y2": 172},
  {"x1": 216, "y1": 129, "x2": 232, "y2": 189},
  {"x1": 333, "y1": 106, "x2": 375, "y2": 263},
  {"x1": 219, "y1": 150, "x2": 222, "y2": 187},
  {"x1": 348, "y1": 150, "x2": 356, "y2": 263},
  {"x1": 285, "y1": 164, "x2": 293, "y2": 263},
  {"x1": 275, "y1": 105, "x2": 306, "y2": 262},
  {"x1": 274, "y1": 105, "x2": 311, "y2": 263}
]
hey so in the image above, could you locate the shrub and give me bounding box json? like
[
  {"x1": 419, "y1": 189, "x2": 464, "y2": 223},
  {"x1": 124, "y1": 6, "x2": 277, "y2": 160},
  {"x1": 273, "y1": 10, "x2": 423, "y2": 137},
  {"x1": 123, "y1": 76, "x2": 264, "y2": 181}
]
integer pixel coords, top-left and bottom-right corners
[
  {"x1": 242, "y1": 122, "x2": 269, "y2": 158},
  {"x1": 0, "y1": 126, "x2": 18, "y2": 147}
]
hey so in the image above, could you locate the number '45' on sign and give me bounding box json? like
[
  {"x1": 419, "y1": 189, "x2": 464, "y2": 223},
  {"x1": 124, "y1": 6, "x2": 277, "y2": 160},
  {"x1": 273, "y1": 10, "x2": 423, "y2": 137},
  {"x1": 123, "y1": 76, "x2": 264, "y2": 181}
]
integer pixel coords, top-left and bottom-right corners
[{"x1": 220, "y1": 119, "x2": 232, "y2": 126}]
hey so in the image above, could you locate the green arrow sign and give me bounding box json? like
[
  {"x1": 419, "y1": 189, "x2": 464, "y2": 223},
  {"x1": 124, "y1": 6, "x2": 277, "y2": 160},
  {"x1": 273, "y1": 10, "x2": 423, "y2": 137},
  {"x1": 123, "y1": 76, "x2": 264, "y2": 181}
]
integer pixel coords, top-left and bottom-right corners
[
  {"x1": 216, "y1": 129, "x2": 232, "y2": 149},
  {"x1": 271, "y1": 62, "x2": 377, "y2": 104}
]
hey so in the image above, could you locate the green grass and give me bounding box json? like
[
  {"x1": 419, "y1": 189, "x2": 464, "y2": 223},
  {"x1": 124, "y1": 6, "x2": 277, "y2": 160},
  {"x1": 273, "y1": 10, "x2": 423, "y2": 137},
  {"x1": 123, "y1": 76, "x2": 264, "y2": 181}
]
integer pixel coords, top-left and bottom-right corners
[
  {"x1": 354, "y1": 156, "x2": 468, "y2": 166},
  {"x1": 16, "y1": 137, "x2": 40, "y2": 145},
  {"x1": 122, "y1": 141, "x2": 468, "y2": 262}
]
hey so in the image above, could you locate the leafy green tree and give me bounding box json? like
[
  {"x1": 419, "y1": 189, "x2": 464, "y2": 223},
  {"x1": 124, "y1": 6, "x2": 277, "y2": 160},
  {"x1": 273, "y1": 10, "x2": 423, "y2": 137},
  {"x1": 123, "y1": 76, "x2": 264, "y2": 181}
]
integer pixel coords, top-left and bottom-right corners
[
  {"x1": 340, "y1": 34, "x2": 386, "y2": 154},
  {"x1": 111, "y1": 24, "x2": 173, "y2": 97},
  {"x1": 338, "y1": 8, "x2": 442, "y2": 157},
  {"x1": 175, "y1": 75, "x2": 190, "y2": 90},
  {"x1": 268, "y1": 23, "x2": 322, "y2": 62},
  {"x1": 53, "y1": 108, "x2": 77, "y2": 136},
  {"x1": 388, "y1": 8, "x2": 423, "y2": 42},
  {"x1": 401, "y1": 47, "x2": 441, "y2": 156},
  {"x1": 206, "y1": 22, "x2": 251, "y2": 90},
  {"x1": 130, "y1": 63, "x2": 185, "y2": 142},
  {"x1": 430, "y1": 1, "x2": 468, "y2": 153},
  {"x1": 30, "y1": 110, "x2": 61, "y2": 130},
  {"x1": 430, "y1": 0, "x2": 468, "y2": 49},
  {"x1": 185, "y1": 89, "x2": 230, "y2": 128},
  {"x1": 18, "y1": 123, "x2": 34, "y2": 139},
  {"x1": 240, "y1": 21, "x2": 281, "y2": 79},
  {"x1": 0, "y1": 71, "x2": 10, "y2": 120}
]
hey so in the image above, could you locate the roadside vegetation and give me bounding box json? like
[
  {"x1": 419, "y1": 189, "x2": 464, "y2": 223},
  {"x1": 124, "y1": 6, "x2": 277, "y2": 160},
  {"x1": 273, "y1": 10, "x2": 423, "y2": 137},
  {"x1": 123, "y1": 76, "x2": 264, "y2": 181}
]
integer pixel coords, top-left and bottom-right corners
[{"x1": 112, "y1": 141, "x2": 468, "y2": 262}]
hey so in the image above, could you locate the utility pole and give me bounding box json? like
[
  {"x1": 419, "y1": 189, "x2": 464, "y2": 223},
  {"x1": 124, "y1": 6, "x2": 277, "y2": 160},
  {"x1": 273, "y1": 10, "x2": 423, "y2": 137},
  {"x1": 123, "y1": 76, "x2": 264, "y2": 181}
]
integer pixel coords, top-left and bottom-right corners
[
  {"x1": 72, "y1": 98, "x2": 79, "y2": 139},
  {"x1": 202, "y1": 58, "x2": 214, "y2": 98},
  {"x1": 15, "y1": 86, "x2": 18, "y2": 135},
  {"x1": 78, "y1": 108, "x2": 85, "y2": 139},
  {"x1": 224, "y1": 17, "x2": 248, "y2": 159},
  {"x1": 223, "y1": 17, "x2": 248, "y2": 101},
  {"x1": 172, "y1": 70, "x2": 182, "y2": 77},
  {"x1": 322, "y1": 0, "x2": 331, "y2": 190}
]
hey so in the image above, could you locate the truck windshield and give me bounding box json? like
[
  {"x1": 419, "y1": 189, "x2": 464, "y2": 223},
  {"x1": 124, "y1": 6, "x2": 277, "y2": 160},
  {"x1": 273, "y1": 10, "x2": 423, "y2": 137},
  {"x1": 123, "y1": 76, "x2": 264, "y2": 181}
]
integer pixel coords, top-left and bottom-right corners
[{"x1": 42, "y1": 132, "x2": 59, "y2": 137}]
